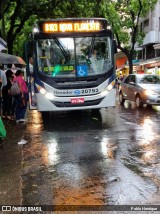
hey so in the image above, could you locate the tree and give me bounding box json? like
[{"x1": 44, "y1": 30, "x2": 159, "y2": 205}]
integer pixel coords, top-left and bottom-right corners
[
  {"x1": 0, "y1": 0, "x2": 63, "y2": 54},
  {"x1": 101, "y1": 0, "x2": 158, "y2": 74},
  {"x1": 0, "y1": 0, "x2": 100, "y2": 56}
]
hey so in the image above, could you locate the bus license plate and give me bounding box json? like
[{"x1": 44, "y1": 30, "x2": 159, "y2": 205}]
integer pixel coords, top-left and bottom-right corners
[{"x1": 71, "y1": 98, "x2": 84, "y2": 104}]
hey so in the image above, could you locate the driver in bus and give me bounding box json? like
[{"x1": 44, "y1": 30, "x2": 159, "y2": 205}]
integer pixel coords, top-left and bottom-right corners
[{"x1": 89, "y1": 48, "x2": 99, "y2": 73}]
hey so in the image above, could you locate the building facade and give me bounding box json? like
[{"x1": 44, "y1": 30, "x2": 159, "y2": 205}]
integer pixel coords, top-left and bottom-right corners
[{"x1": 137, "y1": 0, "x2": 160, "y2": 75}]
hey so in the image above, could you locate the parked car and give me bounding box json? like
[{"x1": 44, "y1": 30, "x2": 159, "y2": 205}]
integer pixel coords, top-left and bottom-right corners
[{"x1": 119, "y1": 74, "x2": 160, "y2": 107}]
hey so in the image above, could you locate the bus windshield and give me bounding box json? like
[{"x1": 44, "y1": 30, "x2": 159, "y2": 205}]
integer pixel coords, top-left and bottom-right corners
[{"x1": 36, "y1": 36, "x2": 112, "y2": 78}]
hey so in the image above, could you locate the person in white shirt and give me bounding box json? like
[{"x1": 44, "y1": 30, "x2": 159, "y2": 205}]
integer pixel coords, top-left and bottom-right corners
[
  {"x1": 0, "y1": 65, "x2": 7, "y2": 87},
  {"x1": 0, "y1": 64, "x2": 7, "y2": 115}
]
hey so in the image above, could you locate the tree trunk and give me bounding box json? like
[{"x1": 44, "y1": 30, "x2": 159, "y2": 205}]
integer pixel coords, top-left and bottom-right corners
[
  {"x1": 128, "y1": 55, "x2": 133, "y2": 74},
  {"x1": 7, "y1": 36, "x2": 14, "y2": 54}
]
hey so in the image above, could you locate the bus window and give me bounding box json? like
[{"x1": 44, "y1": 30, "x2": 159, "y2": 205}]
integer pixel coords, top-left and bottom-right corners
[
  {"x1": 76, "y1": 37, "x2": 112, "y2": 75},
  {"x1": 36, "y1": 36, "x2": 112, "y2": 77}
]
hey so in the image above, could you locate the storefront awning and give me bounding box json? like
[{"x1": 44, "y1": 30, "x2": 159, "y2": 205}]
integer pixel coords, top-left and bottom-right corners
[
  {"x1": 0, "y1": 52, "x2": 26, "y2": 65},
  {"x1": 139, "y1": 57, "x2": 160, "y2": 66},
  {"x1": 116, "y1": 66, "x2": 124, "y2": 72},
  {"x1": 125, "y1": 60, "x2": 140, "y2": 66}
]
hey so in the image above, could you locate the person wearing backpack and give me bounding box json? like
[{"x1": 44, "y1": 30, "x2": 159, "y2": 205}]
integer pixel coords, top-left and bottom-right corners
[{"x1": 13, "y1": 69, "x2": 28, "y2": 123}]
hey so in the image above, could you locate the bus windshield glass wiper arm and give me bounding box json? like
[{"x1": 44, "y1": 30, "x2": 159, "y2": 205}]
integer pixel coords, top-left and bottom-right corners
[
  {"x1": 53, "y1": 36, "x2": 70, "y2": 61},
  {"x1": 89, "y1": 36, "x2": 95, "y2": 57}
]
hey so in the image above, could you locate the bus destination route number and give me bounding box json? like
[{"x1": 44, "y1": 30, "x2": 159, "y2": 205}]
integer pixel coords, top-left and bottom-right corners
[{"x1": 43, "y1": 22, "x2": 101, "y2": 33}]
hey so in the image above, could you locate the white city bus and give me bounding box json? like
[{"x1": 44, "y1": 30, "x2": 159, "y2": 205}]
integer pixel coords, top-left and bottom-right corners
[{"x1": 25, "y1": 18, "x2": 117, "y2": 112}]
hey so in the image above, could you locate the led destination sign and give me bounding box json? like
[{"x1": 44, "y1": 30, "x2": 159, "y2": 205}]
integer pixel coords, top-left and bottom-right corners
[{"x1": 43, "y1": 22, "x2": 101, "y2": 33}]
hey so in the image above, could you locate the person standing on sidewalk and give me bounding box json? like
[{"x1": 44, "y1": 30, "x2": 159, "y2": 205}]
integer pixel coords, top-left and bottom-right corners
[
  {"x1": 0, "y1": 64, "x2": 7, "y2": 116},
  {"x1": 2, "y1": 69, "x2": 14, "y2": 120},
  {"x1": 13, "y1": 69, "x2": 28, "y2": 123}
]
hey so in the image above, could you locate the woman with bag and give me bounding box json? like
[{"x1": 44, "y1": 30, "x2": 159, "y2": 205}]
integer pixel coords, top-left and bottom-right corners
[{"x1": 13, "y1": 70, "x2": 28, "y2": 123}]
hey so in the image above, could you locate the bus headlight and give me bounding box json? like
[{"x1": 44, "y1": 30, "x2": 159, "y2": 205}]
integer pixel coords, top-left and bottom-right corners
[
  {"x1": 100, "y1": 81, "x2": 114, "y2": 97},
  {"x1": 107, "y1": 83, "x2": 113, "y2": 91},
  {"x1": 45, "y1": 92, "x2": 55, "y2": 100},
  {"x1": 39, "y1": 87, "x2": 54, "y2": 100},
  {"x1": 108, "y1": 81, "x2": 115, "y2": 91},
  {"x1": 40, "y1": 88, "x2": 46, "y2": 95}
]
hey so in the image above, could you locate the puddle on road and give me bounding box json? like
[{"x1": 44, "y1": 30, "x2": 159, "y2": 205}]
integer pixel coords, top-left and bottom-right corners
[{"x1": 19, "y1": 108, "x2": 160, "y2": 207}]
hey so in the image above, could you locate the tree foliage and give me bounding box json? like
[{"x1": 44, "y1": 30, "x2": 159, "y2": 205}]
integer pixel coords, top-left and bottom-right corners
[
  {"x1": 0, "y1": 0, "x2": 101, "y2": 56},
  {"x1": 0, "y1": 0, "x2": 158, "y2": 72},
  {"x1": 100, "y1": 0, "x2": 158, "y2": 73},
  {"x1": 0, "y1": 0, "x2": 65, "y2": 54}
]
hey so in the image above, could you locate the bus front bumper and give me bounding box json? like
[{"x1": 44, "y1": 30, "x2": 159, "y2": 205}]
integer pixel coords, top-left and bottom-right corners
[{"x1": 36, "y1": 89, "x2": 116, "y2": 111}]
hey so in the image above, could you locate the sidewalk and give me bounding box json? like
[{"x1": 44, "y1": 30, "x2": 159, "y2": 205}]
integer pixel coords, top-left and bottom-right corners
[{"x1": 0, "y1": 120, "x2": 24, "y2": 207}]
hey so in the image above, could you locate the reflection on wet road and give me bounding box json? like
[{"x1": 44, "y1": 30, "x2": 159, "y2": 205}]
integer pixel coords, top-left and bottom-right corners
[{"x1": 21, "y1": 100, "x2": 160, "y2": 208}]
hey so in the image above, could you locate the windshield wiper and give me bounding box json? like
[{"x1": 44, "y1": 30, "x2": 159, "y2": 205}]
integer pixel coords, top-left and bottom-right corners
[
  {"x1": 89, "y1": 36, "x2": 96, "y2": 57},
  {"x1": 53, "y1": 36, "x2": 70, "y2": 62}
]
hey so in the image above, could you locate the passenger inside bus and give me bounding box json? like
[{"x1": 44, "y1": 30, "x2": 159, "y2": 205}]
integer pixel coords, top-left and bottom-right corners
[
  {"x1": 89, "y1": 48, "x2": 104, "y2": 74},
  {"x1": 89, "y1": 44, "x2": 111, "y2": 74}
]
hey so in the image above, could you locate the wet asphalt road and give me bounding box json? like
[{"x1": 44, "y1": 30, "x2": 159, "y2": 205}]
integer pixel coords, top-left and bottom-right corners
[{"x1": 0, "y1": 95, "x2": 160, "y2": 213}]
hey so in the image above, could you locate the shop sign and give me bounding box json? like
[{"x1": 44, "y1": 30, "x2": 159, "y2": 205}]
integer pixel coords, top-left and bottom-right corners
[{"x1": 145, "y1": 62, "x2": 160, "y2": 68}]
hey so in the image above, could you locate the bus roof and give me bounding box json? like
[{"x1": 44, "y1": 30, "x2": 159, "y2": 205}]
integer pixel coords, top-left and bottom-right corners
[{"x1": 35, "y1": 17, "x2": 108, "y2": 23}]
